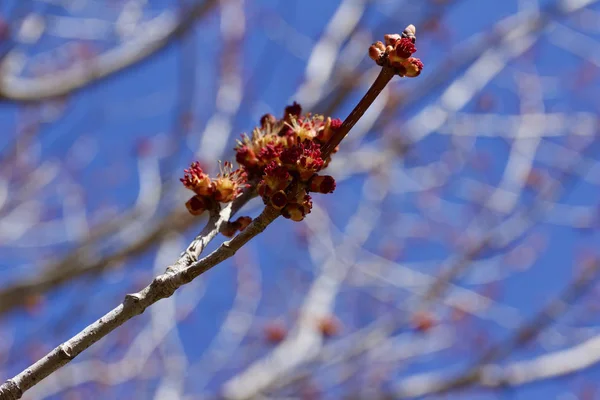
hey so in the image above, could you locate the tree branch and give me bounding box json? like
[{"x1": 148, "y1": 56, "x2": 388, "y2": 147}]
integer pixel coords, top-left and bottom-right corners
[
  {"x1": 0, "y1": 0, "x2": 218, "y2": 102},
  {"x1": 0, "y1": 205, "x2": 279, "y2": 400}
]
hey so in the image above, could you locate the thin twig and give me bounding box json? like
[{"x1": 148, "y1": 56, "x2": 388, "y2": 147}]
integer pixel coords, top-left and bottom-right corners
[{"x1": 321, "y1": 66, "x2": 395, "y2": 158}]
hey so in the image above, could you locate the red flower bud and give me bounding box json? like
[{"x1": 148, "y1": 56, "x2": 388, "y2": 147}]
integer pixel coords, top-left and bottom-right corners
[
  {"x1": 262, "y1": 162, "x2": 292, "y2": 192},
  {"x1": 270, "y1": 190, "x2": 288, "y2": 210},
  {"x1": 284, "y1": 102, "x2": 302, "y2": 120},
  {"x1": 220, "y1": 222, "x2": 239, "y2": 237},
  {"x1": 384, "y1": 33, "x2": 402, "y2": 46},
  {"x1": 281, "y1": 203, "x2": 306, "y2": 222},
  {"x1": 402, "y1": 57, "x2": 424, "y2": 78},
  {"x1": 318, "y1": 117, "x2": 342, "y2": 143},
  {"x1": 260, "y1": 113, "x2": 277, "y2": 128},
  {"x1": 235, "y1": 145, "x2": 258, "y2": 168},
  {"x1": 394, "y1": 37, "x2": 417, "y2": 59},
  {"x1": 369, "y1": 42, "x2": 385, "y2": 62},
  {"x1": 214, "y1": 161, "x2": 247, "y2": 203},
  {"x1": 236, "y1": 216, "x2": 252, "y2": 231},
  {"x1": 185, "y1": 195, "x2": 209, "y2": 216},
  {"x1": 310, "y1": 175, "x2": 336, "y2": 194},
  {"x1": 181, "y1": 162, "x2": 214, "y2": 196}
]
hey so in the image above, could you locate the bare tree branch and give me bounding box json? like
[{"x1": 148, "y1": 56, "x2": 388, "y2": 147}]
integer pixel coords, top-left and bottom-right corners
[
  {"x1": 0, "y1": 204, "x2": 279, "y2": 400},
  {"x1": 0, "y1": 0, "x2": 218, "y2": 102}
]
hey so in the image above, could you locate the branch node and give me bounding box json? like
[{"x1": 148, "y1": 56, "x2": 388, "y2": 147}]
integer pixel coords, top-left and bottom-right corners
[{"x1": 57, "y1": 344, "x2": 75, "y2": 360}]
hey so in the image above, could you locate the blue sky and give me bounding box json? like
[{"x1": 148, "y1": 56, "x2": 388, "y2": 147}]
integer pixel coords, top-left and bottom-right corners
[{"x1": 1, "y1": 0, "x2": 600, "y2": 399}]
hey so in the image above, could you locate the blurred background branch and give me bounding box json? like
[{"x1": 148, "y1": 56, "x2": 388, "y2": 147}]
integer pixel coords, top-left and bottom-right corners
[{"x1": 1, "y1": 0, "x2": 600, "y2": 399}]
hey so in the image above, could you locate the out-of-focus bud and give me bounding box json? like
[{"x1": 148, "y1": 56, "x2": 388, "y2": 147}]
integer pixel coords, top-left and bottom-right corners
[
  {"x1": 284, "y1": 102, "x2": 302, "y2": 121},
  {"x1": 318, "y1": 315, "x2": 341, "y2": 338},
  {"x1": 260, "y1": 113, "x2": 277, "y2": 128},
  {"x1": 412, "y1": 311, "x2": 435, "y2": 333},
  {"x1": 264, "y1": 321, "x2": 287, "y2": 344},
  {"x1": 185, "y1": 195, "x2": 209, "y2": 216},
  {"x1": 402, "y1": 24, "x2": 416, "y2": 43},
  {"x1": 384, "y1": 33, "x2": 402, "y2": 46},
  {"x1": 369, "y1": 41, "x2": 386, "y2": 61}
]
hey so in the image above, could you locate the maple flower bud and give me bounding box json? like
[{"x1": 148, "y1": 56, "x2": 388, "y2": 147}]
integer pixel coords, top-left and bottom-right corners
[
  {"x1": 309, "y1": 175, "x2": 336, "y2": 194},
  {"x1": 318, "y1": 117, "x2": 342, "y2": 143},
  {"x1": 297, "y1": 142, "x2": 325, "y2": 181},
  {"x1": 261, "y1": 162, "x2": 293, "y2": 192},
  {"x1": 185, "y1": 195, "x2": 209, "y2": 216},
  {"x1": 220, "y1": 216, "x2": 253, "y2": 237},
  {"x1": 369, "y1": 41, "x2": 385, "y2": 61},
  {"x1": 270, "y1": 190, "x2": 288, "y2": 210},
  {"x1": 220, "y1": 222, "x2": 239, "y2": 238},
  {"x1": 281, "y1": 203, "x2": 306, "y2": 222},
  {"x1": 181, "y1": 161, "x2": 214, "y2": 196},
  {"x1": 394, "y1": 37, "x2": 417, "y2": 59},
  {"x1": 236, "y1": 216, "x2": 252, "y2": 231},
  {"x1": 235, "y1": 145, "x2": 258, "y2": 168},
  {"x1": 214, "y1": 161, "x2": 247, "y2": 203},
  {"x1": 284, "y1": 102, "x2": 302, "y2": 121},
  {"x1": 371, "y1": 25, "x2": 423, "y2": 77},
  {"x1": 384, "y1": 33, "x2": 402, "y2": 46},
  {"x1": 280, "y1": 141, "x2": 324, "y2": 181},
  {"x1": 402, "y1": 57, "x2": 424, "y2": 78},
  {"x1": 257, "y1": 143, "x2": 283, "y2": 165},
  {"x1": 260, "y1": 113, "x2": 277, "y2": 128}
]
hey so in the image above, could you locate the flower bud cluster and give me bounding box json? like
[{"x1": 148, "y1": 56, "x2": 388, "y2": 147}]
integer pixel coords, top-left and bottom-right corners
[
  {"x1": 181, "y1": 103, "x2": 340, "y2": 223},
  {"x1": 237, "y1": 103, "x2": 338, "y2": 221},
  {"x1": 181, "y1": 161, "x2": 248, "y2": 216},
  {"x1": 368, "y1": 24, "x2": 424, "y2": 77}
]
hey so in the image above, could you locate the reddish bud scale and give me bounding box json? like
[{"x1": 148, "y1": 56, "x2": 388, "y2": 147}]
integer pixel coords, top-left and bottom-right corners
[
  {"x1": 310, "y1": 175, "x2": 336, "y2": 194},
  {"x1": 284, "y1": 102, "x2": 302, "y2": 121},
  {"x1": 281, "y1": 203, "x2": 306, "y2": 222},
  {"x1": 317, "y1": 117, "x2": 342, "y2": 143},
  {"x1": 186, "y1": 195, "x2": 209, "y2": 216},
  {"x1": 236, "y1": 216, "x2": 252, "y2": 231},
  {"x1": 270, "y1": 190, "x2": 288, "y2": 210},
  {"x1": 260, "y1": 113, "x2": 277, "y2": 128},
  {"x1": 220, "y1": 223, "x2": 239, "y2": 238},
  {"x1": 221, "y1": 216, "x2": 253, "y2": 237},
  {"x1": 403, "y1": 57, "x2": 424, "y2": 77}
]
